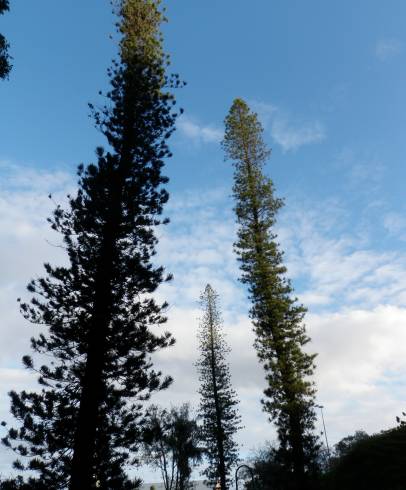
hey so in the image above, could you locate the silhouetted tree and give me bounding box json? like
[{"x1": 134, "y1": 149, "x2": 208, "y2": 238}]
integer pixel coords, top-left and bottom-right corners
[
  {"x1": 326, "y1": 426, "x2": 406, "y2": 490},
  {"x1": 1, "y1": 1, "x2": 180, "y2": 488},
  {"x1": 331, "y1": 430, "x2": 369, "y2": 460},
  {"x1": 245, "y1": 441, "x2": 325, "y2": 490},
  {"x1": 223, "y1": 99, "x2": 319, "y2": 489},
  {"x1": 245, "y1": 442, "x2": 294, "y2": 490},
  {"x1": 0, "y1": 0, "x2": 12, "y2": 79},
  {"x1": 142, "y1": 404, "x2": 202, "y2": 490},
  {"x1": 196, "y1": 285, "x2": 241, "y2": 490},
  {"x1": 0, "y1": 476, "x2": 66, "y2": 490}
]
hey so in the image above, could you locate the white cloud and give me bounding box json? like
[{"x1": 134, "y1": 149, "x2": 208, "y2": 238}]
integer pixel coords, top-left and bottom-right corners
[
  {"x1": 309, "y1": 305, "x2": 406, "y2": 441},
  {"x1": 253, "y1": 101, "x2": 326, "y2": 152},
  {"x1": 274, "y1": 198, "x2": 406, "y2": 310},
  {"x1": 375, "y1": 38, "x2": 403, "y2": 61},
  {"x1": 0, "y1": 368, "x2": 38, "y2": 476},
  {"x1": 333, "y1": 148, "x2": 385, "y2": 192},
  {"x1": 271, "y1": 117, "x2": 325, "y2": 152},
  {"x1": 177, "y1": 115, "x2": 222, "y2": 144},
  {"x1": 155, "y1": 188, "x2": 406, "y2": 452},
  {"x1": 383, "y1": 212, "x2": 406, "y2": 240},
  {"x1": 2, "y1": 163, "x2": 406, "y2": 474},
  {"x1": 177, "y1": 104, "x2": 325, "y2": 152},
  {"x1": 0, "y1": 163, "x2": 73, "y2": 362}
]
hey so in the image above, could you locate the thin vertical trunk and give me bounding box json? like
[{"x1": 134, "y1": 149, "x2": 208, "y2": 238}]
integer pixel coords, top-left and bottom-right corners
[
  {"x1": 69, "y1": 292, "x2": 110, "y2": 485},
  {"x1": 68, "y1": 85, "x2": 137, "y2": 486},
  {"x1": 161, "y1": 439, "x2": 171, "y2": 490},
  {"x1": 69, "y1": 177, "x2": 122, "y2": 489},
  {"x1": 69, "y1": 253, "x2": 113, "y2": 488},
  {"x1": 207, "y1": 294, "x2": 227, "y2": 490}
]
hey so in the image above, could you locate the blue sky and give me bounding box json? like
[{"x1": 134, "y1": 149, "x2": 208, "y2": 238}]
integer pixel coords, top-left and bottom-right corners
[{"x1": 2, "y1": 0, "x2": 406, "y2": 481}]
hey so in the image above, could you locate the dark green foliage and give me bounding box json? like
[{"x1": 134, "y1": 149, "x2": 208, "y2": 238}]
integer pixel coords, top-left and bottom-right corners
[
  {"x1": 0, "y1": 0, "x2": 12, "y2": 79},
  {"x1": 223, "y1": 99, "x2": 319, "y2": 488},
  {"x1": 245, "y1": 442, "x2": 325, "y2": 490},
  {"x1": 0, "y1": 476, "x2": 45, "y2": 490},
  {"x1": 0, "y1": 475, "x2": 141, "y2": 490},
  {"x1": 331, "y1": 430, "x2": 369, "y2": 459},
  {"x1": 325, "y1": 426, "x2": 406, "y2": 490},
  {"x1": 196, "y1": 285, "x2": 241, "y2": 490},
  {"x1": 142, "y1": 404, "x2": 202, "y2": 490},
  {"x1": 245, "y1": 443, "x2": 290, "y2": 490},
  {"x1": 396, "y1": 410, "x2": 406, "y2": 426},
  {"x1": 2, "y1": 1, "x2": 180, "y2": 488}
]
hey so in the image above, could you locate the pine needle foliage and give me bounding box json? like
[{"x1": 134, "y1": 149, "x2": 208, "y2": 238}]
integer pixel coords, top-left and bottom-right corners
[
  {"x1": 223, "y1": 99, "x2": 319, "y2": 489},
  {"x1": 196, "y1": 285, "x2": 241, "y2": 490},
  {"x1": 0, "y1": 0, "x2": 12, "y2": 79},
  {"x1": 1, "y1": 1, "x2": 180, "y2": 488}
]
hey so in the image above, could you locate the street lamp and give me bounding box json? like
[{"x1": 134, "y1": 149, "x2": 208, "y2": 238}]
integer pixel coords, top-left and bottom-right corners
[
  {"x1": 316, "y1": 404, "x2": 331, "y2": 462},
  {"x1": 235, "y1": 464, "x2": 256, "y2": 490}
]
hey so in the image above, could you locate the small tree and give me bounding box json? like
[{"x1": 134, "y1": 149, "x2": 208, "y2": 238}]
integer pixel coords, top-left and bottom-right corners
[
  {"x1": 142, "y1": 404, "x2": 202, "y2": 490},
  {"x1": 0, "y1": 0, "x2": 12, "y2": 79},
  {"x1": 223, "y1": 99, "x2": 319, "y2": 489},
  {"x1": 196, "y1": 285, "x2": 241, "y2": 490},
  {"x1": 245, "y1": 442, "x2": 290, "y2": 490}
]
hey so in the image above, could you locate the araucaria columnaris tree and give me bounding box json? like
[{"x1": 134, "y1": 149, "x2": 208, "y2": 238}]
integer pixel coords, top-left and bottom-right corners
[
  {"x1": 2, "y1": 1, "x2": 180, "y2": 488},
  {"x1": 223, "y1": 99, "x2": 319, "y2": 489},
  {"x1": 0, "y1": 0, "x2": 12, "y2": 79},
  {"x1": 196, "y1": 284, "x2": 241, "y2": 490}
]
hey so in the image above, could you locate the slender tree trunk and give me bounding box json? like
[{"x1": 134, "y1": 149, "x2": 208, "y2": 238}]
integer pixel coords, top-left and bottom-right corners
[
  {"x1": 169, "y1": 451, "x2": 176, "y2": 490},
  {"x1": 289, "y1": 410, "x2": 306, "y2": 490},
  {"x1": 207, "y1": 295, "x2": 227, "y2": 490},
  {"x1": 69, "y1": 180, "x2": 122, "y2": 489},
  {"x1": 161, "y1": 440, "x2": 171, "y2": 490},
  {"x1": 69, "y1": 263, "x2": 113, "y2": 488}
]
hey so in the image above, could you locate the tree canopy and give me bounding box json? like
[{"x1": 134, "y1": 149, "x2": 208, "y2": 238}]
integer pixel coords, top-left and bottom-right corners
[
  {"x1": 326, "y1": 426, "x2": 406, "y2": 490},
  {"x1": 223, "y1": 98, "x2": 320, "y2": 489},
  {"x1": 1, "y1": 1, "x2": 180, "y2": 488},
  {"x1": 196, "y1": 285, "x2": 241, "y2": 489},
  {"x1": 0, "y1": 0, "x2": 11, "y2": 79},
  {"x1": 142, "y1": 404, "x2": 202, "y2": 490}
]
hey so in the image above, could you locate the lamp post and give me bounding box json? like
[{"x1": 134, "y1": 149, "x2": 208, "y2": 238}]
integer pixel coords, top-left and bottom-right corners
[
  {"x1": 235, "y1": 464, "x2": 256, "y2": 490},
  {"x1": 316, "y1": 404, "x2": 331, "y2": 462}
]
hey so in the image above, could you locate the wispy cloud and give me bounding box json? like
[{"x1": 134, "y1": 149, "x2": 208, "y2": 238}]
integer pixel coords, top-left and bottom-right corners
[
  {"x1": 279, "y1": 200, "x2": 406, "y2": 309},
  {"x1": 332, "y1": 148, "x2": 386, "y2": 200},
  {"x1": 309, "y1": 305, "x2": 406, "y2": 440},
  {"x1": 177, "y1": 104, "x2": 325, "y2": 152},
  {"x1": 156, "y1": 189, "x2": 406, "y2": 449},
  {"x1": 271, "y1": 117, "x2": 325, "y2": 152},
  {"x1": 383, "y1": 212, "x2": 406, "y2": 241},
  {"x1": 0, "y1": 163, "x2": 75, "y2": 474},
  {"x1": 177, "y1": 115, "x2": 222, "y2": 144},
  {"x1": 253, "y1": 101, "x2": 326, "y2": 152},
  {"x1": 375, "y1": 38, "x2": 403, "y2": 61},
  {"x1": 2, "y1": 164, "x2": 406, "y2": 468}
]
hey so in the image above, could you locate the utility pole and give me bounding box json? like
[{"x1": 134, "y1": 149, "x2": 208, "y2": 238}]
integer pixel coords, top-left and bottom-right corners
[{"x1": 316, "y1": 404, "x2": 331, "y2": 462}]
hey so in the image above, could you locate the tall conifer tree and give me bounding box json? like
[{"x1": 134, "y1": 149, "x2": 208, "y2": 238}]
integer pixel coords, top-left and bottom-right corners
[
  {"x1": 1, "y1": 1, "x2": 180, "y2": 488},
  {"x1": 196, "y1": 285, "x2": 241, "y2": 490},
  {"x1": 0, "y1": 0, "x2": 12, "y2": 79},
  {"x1": 223, "y1": 99, "x2": 319, "y2": 489}
]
